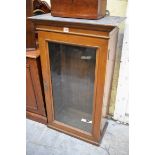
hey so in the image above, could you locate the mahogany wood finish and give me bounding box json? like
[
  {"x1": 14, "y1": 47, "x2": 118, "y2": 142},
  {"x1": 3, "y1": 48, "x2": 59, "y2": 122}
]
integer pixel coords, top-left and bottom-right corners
[
  {"x1": 30, "y1": 16, "x2": 119, "y2": 145},
  {"x1": 26, "y1": 50, "x2": 47, "y2": 124},
  {"x1": 33, "y1": 0, "x2": 51, "y2": 15},
  {"x1": 27, "y1": 0, "x2": 51, "y2": 49},
  {"x1": 26, "y1": 0, "x2": 51, "y2": 124},
  {"x1": 26, "y1": 0, "x2": 36, "y2": 50},
  {"x1": 51, "y1": 0, "x2": 107, "y2": 19}
]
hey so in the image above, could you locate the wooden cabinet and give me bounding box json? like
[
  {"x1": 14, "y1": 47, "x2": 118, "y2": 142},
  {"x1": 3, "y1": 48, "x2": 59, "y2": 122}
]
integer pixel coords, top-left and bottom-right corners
[
  {"x1": 26, "y1": 50, "x2": 47, "y2": 124},
  {"x1": 30, "y1": 14, "x2": 124, "y2": 145},
  {"x1": 51, "y1": 0, "x2": 107, "y2": 19}
]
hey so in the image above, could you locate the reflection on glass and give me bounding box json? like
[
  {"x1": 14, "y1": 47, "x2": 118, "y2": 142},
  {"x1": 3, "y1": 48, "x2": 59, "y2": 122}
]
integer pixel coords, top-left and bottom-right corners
[{"x1": 48, "y1": 42, "x2": 96, "y2": 133}]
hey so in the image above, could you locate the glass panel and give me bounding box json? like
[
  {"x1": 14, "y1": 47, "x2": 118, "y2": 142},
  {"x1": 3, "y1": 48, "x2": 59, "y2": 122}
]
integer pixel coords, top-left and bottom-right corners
[{"x1": 48, "y1": 42, "x2": 96, "y2": 133}]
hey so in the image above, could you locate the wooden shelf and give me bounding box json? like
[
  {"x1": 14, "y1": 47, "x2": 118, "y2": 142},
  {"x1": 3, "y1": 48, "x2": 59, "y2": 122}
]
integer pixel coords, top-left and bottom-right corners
[{"x1": 26, "y1": 49, "x2": 40, "y2": 59}]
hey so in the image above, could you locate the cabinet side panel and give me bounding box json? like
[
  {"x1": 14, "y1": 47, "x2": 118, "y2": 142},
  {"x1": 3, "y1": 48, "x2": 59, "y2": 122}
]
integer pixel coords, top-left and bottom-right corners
[
  {"x1": 26, "y1": 57, "x2": 46, "y2": 116},
  {"x1": 26, "y1": 63, "x2": 38, "y2": 111},
  {"x1": 100, "y1": 29, "x2": 118, "y2": 131}
]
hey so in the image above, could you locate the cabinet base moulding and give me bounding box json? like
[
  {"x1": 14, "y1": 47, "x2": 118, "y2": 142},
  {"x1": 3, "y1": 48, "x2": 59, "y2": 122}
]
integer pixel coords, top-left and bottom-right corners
[
  {"x1": 47, "y1": 121, "x2": 108, "y2": 146},
  {"x1": 26, "y1": 111, "x2": 47, "y2": 125}
]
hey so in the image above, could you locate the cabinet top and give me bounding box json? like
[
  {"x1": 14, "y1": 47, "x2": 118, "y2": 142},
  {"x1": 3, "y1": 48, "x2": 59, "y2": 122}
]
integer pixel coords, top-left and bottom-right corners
[
  {"x1": 26, "y1": 49, "x2": 40, "y2": 58},
  {"x1": 29, "y1": 13, "x2": 125, "y2": 28}
]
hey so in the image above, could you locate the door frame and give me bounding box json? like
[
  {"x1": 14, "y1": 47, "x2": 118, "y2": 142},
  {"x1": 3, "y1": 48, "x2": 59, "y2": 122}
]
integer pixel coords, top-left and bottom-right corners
[{"x1": 38, "y1": 30, "x2": 108, "y2": 144}]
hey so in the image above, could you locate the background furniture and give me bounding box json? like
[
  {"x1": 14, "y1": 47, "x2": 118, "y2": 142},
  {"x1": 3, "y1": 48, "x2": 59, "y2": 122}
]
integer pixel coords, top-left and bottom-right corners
[
  {"x1": 26, "y1": 0, "x2": 51, "y2": 124},
  {"x1": 30, "y1": 14, "x2": 124, "y2": 145},
  {"x1": 33, "y1": 0, "x2": 51, "y2": 15},
  {"x1": 26, "y1": 0, "x2": 36, "y2": 50},
  {"x1": 51, "y1": 0, "x2": 107, "y2": 19},
  {"x1": 26, "y1": 50, "x2": 47, "y2": 124}
]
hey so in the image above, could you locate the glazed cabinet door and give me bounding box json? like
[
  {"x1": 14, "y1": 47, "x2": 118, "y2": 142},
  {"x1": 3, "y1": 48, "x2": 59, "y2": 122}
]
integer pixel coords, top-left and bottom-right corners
[
  {"x1": 39, "y1": 31, "x2": 108, "y2": 144},
  {"x1": 48, "y1": 42, "x2": 96, "y2": 133}
]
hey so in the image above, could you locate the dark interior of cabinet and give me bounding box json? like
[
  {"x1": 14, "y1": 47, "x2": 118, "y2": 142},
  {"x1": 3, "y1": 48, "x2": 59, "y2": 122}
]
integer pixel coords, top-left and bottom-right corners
[{"x1": 48, "y1": 42, "x2": 97, "y2": 133}]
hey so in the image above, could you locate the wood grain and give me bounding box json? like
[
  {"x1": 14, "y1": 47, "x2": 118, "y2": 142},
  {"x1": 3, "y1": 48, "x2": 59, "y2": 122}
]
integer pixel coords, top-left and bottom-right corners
[
  {"x1": 26, "y1": 0, "x2": 36, "y2": 50},
  {"x1": 27, "y1": 111, "x2": 47, "y2": 125},
  {"x1": 38, "y1": 30, "x2": 109, "y2": 144},
  {"x1": 26, "y1": 50, "x2": 47, "y2": 123},
  {"x1": 32, "y1": 16, "x2": 120, "y2": 145},
  {"x1": 51, "y1": 0, "x2": 107, "y2": 19}
]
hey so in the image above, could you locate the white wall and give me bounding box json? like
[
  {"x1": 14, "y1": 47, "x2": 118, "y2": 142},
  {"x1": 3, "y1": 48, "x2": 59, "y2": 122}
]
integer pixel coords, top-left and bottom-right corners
[{"x1": 113, "y1": 10, "x2": 129, "y2": 123}]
